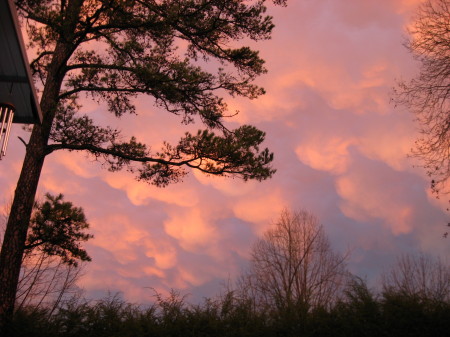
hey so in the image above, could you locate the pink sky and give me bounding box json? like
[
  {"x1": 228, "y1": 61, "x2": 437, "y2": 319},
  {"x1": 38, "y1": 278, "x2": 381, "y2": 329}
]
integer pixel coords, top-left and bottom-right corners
[{"x1": 1, "y1": 0, "x2": 449, "y2": 303}]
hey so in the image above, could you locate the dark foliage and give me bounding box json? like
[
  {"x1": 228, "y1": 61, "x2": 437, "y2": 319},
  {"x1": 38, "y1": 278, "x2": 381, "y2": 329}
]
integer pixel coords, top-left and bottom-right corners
[
  {"x1": 16, "y1": 0, "x2": 283, "y2": 186},
  {"x1": 25, "y1": 193, "x2": 92, "y2": 267},
  {"x1": 9, "y1": 278, "x2": 449, "y2": 337}
]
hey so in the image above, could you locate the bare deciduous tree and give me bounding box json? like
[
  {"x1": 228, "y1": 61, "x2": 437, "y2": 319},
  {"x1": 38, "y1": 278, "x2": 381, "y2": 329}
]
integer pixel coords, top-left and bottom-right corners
[
  {"x1": 239, "y1": 209, "x2": 348, "y2": 313},
  {"x1": 382, "y1": 253, "x2": 450, "y2": 303},
  {"x1": 15, "y1": 250, "x2": 85, "y2": 316},
  {"x1": 394, "y1": 0, "x2": 450, "y2": 195}
]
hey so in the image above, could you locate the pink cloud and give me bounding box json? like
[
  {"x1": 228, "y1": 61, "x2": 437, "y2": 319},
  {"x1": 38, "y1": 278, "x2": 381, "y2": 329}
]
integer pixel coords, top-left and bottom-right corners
[
  {"x1": 163, "y1": 208, "x2": 218, "y2": 252},
  {"x1": 103, "y1": 171, "x2": 200, "y2": 207},
  {"x1": 335, "y1": 158, "x2": 421, "y2": 236},
  {"x1": 296, "y1": 137, "x2": 356, "y2": 175},
  {"x1": 232, "y1": 189, "x2": 286, "y2": 229}
]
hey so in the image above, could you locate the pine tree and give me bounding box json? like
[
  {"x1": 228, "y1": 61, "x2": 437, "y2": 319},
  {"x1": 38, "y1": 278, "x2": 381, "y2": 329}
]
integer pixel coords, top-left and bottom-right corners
[{"x1": 0, "y1": 0, "x2": 285, "y2": 326}]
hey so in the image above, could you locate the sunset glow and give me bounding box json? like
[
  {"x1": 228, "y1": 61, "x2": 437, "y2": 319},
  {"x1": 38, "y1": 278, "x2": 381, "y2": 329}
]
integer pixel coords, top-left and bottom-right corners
[{"x1": 1, "y1": 0, "x2": 448, "y2": 304}]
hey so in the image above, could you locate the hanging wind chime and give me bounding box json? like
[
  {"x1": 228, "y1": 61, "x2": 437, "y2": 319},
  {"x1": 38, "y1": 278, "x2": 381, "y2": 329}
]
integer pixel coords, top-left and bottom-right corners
[{"x1": 0, "y1": 103, "x2": 14, "y2": 159}]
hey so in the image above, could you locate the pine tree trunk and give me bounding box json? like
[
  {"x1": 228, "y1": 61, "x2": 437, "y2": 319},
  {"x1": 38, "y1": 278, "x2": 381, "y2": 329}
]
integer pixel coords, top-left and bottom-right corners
[
  {"x1": 0, "y1": 124, "x2": 48, "y2": 329},
  {"x1": 0, "y1": 42, "x2": 75, "y2": 330},
  {"x1": 0, "y1": 0, "x2": 84, "y2": 326}
]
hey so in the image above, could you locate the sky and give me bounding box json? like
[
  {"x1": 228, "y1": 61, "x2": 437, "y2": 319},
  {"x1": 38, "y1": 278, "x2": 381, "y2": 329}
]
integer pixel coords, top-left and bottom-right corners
[{"x1": 1, "y1": 0, "x2": 449, "y2": 304}]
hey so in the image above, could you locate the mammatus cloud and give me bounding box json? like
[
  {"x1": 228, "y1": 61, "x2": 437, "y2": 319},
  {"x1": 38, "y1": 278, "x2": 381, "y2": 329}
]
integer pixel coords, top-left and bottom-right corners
[
  {"x1": 0, "y1": 0, "x2": 448, "y2": 303},
  {"x1": 296, "y1": 137, "x2": 356, "y2": 175}
]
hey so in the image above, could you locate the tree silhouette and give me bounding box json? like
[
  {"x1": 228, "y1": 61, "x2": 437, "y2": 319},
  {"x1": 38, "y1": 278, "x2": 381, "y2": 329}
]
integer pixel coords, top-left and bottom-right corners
[
  {"x1": 394, "y1": 0, "x2": 450, "y2": 195},
  {"x1": 1, "y1": 194, "x2": 92, "y2": 316},
  {"x1": 239, "y1": 209, "x2": 348, "y2": 316},
  {"x1": 0, "y1": 0, "x2": 285, "y2": 325},
  {"x1": 382, "y1": 253, "x2": 449, "y2": 303}
]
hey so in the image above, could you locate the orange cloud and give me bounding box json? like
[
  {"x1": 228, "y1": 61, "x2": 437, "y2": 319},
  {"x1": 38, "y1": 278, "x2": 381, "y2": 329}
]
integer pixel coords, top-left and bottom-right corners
[
  {"x1": 163, "y1": 208, "x2": 218, "y2": 252},
  {"x1": 144, "y1": 239, "x2": 178, "y2": 270},
  {"x1": 232, "y1": 189, "x2": 286, "y2": 233},
  {"x1": 89, "y1": 214, "x2": 148, "y2": 264},
  {"x1": 103, "y1": 171, "x2": 199, "y2": 207},
  {"x1": 143, "y1": 266, "x2": 165, "y2": 279},
  {"x1": 52, "y1": 151, "x2": 100, "y2": 179},
  {"x1": 357, "y1": 122, "x2": 418, "y2": 172},
  {"x1": 296, "y1": 137, "x2": 356, "y2": 175},
  {"x1": 336, "y1": 173, "x2": 414, "y2": 235},
  {"x1": 177, "y1": 266, "x2": 210, "y2": 287},
  {"x1": 193, "y1": 170, "x2": 259, "y2": 196}
]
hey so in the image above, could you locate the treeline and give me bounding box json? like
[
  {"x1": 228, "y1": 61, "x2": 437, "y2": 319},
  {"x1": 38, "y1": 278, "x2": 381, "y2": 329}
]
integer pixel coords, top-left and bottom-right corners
[
  {"x1": 10, "y1": 276, "x2": 450, "y2": 337},
  {"x1": 6, "y1": 208, "x2": 450, "y2": 336}
]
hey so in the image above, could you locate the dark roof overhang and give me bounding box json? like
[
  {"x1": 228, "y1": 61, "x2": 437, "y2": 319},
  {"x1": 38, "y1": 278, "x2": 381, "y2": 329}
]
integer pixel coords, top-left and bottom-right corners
[{"x1": 0, "y1": 0, "x2": 43, "y2": 124}]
